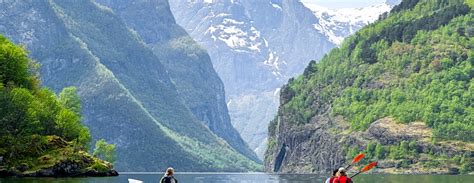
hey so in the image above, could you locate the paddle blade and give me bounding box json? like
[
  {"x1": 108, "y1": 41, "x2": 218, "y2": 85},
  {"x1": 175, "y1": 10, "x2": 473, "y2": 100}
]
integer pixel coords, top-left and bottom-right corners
[
  {"x1": 361, "y1": 162, "x2": 378, "y2": 173},
  {"x1": 128, "y1": 179, "x2": 143, "y2": 183},
  {"x1": 351, "y1": 153, "x2": 365, "y2": 164}
]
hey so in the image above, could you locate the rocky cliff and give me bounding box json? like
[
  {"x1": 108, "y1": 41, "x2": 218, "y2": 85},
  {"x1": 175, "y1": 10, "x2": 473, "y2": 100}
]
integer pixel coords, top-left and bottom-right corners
[
  {"x1": 170, "y1": 0, "x2": 395, "y2": 158},
  {"x1": 266, "y1": 0, "x2": 474, "y2": 174}
]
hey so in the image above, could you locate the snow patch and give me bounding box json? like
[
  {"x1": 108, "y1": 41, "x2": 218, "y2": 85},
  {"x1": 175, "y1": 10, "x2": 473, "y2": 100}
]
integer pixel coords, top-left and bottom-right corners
[
  {"x1": 273, "y1": 88, "x2": 281, "y2": 97},
  {"x1": 204, "y1": 16, "x2": 263, "y2": 52},
  {"x1": 223, "y1": 18, "x2": 244, "y2": 25},
  {"x1": 264, "y1": 51, "x2": 283, "y2": 78},
  {"x1": 299, "y1": 1, "x2": 392, "y2": 45},
  {"x1": 271, "y1": 3, "x2": 282, "y2": 11}
]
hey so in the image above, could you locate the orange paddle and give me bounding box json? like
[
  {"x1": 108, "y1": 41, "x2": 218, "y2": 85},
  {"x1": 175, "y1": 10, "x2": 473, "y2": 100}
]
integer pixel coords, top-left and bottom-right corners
[
  {"x1": 350, "y1": 161, "x2": 378, "y2": 178},
  {"x1": 345, "y1": 153, "x2": 365, "y2": 170}
]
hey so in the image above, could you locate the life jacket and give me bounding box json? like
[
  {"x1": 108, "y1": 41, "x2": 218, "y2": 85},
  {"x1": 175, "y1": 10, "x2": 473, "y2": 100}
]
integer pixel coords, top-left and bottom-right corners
[
  {"x1": 162, "y1": 176, "x2": 177, "y2": 183},
  {"x1": 325, "y1": 177, "x2": 335, "y2": 183},
  {"x1": 335, "y1": 175, "x2": 352, "y2": 183}
]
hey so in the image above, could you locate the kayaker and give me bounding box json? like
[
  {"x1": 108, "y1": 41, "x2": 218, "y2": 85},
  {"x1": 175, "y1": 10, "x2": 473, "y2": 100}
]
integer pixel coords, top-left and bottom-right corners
[
  {"x1": 160, "y1": 167, "x2": 178, "y2": 183},
  {"x1": 325, "y1": 169, "x2": 339, "y2": 183},
  {"x1": 334, "y1": 167, "x2": 353, "y2": 183}
]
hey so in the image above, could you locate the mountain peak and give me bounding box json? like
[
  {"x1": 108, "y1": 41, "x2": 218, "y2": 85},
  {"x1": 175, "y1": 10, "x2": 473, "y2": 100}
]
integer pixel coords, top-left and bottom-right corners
[{"x1": 299, "y1": 0, "x2": 395, "y2": 45}]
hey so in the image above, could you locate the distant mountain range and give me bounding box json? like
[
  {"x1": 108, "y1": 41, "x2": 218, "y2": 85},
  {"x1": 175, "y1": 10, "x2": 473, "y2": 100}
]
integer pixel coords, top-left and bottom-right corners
[{"x1": 170, "y1": 0, "x2": 400, "y2": 158}]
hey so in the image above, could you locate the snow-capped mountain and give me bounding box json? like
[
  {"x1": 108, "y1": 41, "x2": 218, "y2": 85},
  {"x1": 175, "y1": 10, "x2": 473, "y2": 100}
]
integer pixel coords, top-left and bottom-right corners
[
  {"x1": 300, "y1": 0, "x2": 393, "y2": 45},
  {"x1": 170, "y1": 0, "x2": 398, "y2": 159}
]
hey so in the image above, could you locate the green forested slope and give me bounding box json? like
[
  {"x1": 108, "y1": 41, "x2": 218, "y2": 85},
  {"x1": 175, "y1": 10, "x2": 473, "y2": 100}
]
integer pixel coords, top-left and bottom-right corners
[
  {"x1": 94, "y1": 0, "x2": 259, "y2": 162},
  {"x1": 280, "y1": 0, "x2": 473, "y2": 141},
  {"x1": 0, "y1": 35, "x2": 115, "y2": 176},
  {"x1": 0, "y1": 0, "x2": 260, "y2": 171},
  {"x1": 267, "y1": 0, "x2": 473, "y2": 174}
]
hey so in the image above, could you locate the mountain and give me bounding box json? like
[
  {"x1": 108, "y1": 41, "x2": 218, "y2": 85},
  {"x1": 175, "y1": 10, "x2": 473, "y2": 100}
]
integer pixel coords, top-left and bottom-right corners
[
  {"x1": 0, "y1": 0, "x2": 260, "y2": 171},
  {"x1": 266, "y1": 0, "x2": 473, "y2": 174},
  {"x1": 95, "y1": 0, "x2": 259, "y2": 164},
  {"x1": 300, "y1": 0, "x2": 395, "y2": 45},
  {"x1": 169, "y1": 0, "x2": 396, "y2": 158}
]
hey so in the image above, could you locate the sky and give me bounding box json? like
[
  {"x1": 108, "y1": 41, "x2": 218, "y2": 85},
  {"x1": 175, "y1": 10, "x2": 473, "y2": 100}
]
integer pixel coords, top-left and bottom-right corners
[{"x1": 299, "y1": 0, "x2": 387, "y2": 9}]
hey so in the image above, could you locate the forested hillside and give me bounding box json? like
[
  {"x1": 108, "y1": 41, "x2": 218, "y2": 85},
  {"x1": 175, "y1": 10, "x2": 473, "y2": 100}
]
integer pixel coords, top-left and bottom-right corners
[
  {"x1": 266, "y1": 0, "x2": 473, "y2": 174},
  {"x1": 0, "y1": 35, "x2": 116, "y2": 177},
  {"x1": 94, "y1": 0, "x2": 258, "y2": 162},
  {"x1": 0, "y1": 0, "x2": 260, "y2": 171}
]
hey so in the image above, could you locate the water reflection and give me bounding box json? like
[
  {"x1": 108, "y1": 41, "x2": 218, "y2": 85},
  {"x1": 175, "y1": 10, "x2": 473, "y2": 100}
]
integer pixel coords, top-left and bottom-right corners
[{"x1": 0, "y1": 173, "x2": 473, "y2": 183}]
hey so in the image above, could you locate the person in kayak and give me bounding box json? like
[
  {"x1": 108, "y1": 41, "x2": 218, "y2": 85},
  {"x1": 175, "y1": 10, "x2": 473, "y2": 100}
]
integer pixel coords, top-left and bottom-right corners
[
  {"x1": 334, "y1": 167, "x2": 353, "y2": 183},
  {"x1": 160, "y1": 167, "x2": 178, "y2": 183},
  {"x1": 325, "y1": 169, "x2": 339, "y2": 183}
]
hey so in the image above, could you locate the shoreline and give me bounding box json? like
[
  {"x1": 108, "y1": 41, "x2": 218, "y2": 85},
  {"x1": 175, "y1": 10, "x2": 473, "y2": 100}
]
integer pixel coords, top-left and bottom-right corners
[{"x1": 119, "y1": 172, "x2": 471, "y2": 175}]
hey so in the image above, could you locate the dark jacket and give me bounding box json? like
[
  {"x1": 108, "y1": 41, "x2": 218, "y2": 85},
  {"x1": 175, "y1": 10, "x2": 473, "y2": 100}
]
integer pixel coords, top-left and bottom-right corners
[{"x1": 160, "y1": 175, "x2": 178, "y2": 183}]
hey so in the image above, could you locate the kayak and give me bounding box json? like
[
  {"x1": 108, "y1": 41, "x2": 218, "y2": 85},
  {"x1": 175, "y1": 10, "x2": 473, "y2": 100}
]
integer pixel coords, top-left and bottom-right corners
[{"x1": 128, "y1": 178, "x2": 143, "y2": 183}]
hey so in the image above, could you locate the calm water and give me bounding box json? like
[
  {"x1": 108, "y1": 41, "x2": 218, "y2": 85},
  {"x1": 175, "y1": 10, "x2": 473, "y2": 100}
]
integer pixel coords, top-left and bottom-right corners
[{"x1": 1, "y1": 173, "x2": 473, "y2": 183}]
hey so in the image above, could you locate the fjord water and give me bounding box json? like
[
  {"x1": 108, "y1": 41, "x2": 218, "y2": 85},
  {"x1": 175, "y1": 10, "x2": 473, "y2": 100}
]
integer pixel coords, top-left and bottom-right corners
[{"x1": 1, "y1": 173, "x2": 473, "y2": 183}]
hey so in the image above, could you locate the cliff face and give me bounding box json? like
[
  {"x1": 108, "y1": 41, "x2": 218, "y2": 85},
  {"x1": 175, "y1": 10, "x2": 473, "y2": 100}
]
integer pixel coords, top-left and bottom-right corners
[
  {"x1": 266, "y1": 89, "x2": 346, "y2": 173},
  {"x1": 266, "y1": 0, "x2": 474, "y2": 174},
  {"x1": 95, "y1": 0, "x2": 259, "y2": 163},
  {"x1": 169, "y1": 0, "x2": 393, "y2": 158},
  {"x1": 0, "y1": 0, "x2": 260, "y2": 171}
]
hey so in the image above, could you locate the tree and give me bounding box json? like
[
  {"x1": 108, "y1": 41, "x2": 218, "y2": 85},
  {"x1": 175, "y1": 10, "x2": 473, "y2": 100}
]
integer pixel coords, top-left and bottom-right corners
[
  {"x1": 375, "y1": 142, "x2": 385, "y2": 159},
  {"x1": 460, "y1": 153, "x2": 473, "y2": 174},
  {"x1": 408, "y1": 141, "x2": 418, "y2": 153},
  {"x1": 366, "y1": 141, "x2": 377, "y2": 158},
  {"x1": 0, "y1": 36, "x2": 32, "y2": 89},
  {"x1": 54, "y1": 109, "x2": 90, "y2": 145},
  {"x1": 93, "y1": 139, "x2": 117, "y2": 164},
  {"x1": 467, "y1": 0, "x2": 474, "y2": 8},
  {"x1": 400, "y1": 141, "x2": 409, "y2": 153},
  {"x1": 59, "y1": 87, "x2": 81, "y2": 115},
  {"x1": 2, "y1": 88, "x2": 38, "y2": 136},
  {"x1": 55, "y1": 87, "x2": 90, "y2": 148},
  {"x1": 34, "y1": 88, "x2": 62, "y2": 135},
  {"x1": 0, "y1": 35, "x2": 102, "y2": 172}
]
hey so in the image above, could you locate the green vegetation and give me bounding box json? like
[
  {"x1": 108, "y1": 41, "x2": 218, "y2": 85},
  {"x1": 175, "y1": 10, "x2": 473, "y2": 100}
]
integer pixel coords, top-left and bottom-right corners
[
  {"x1": 160, "y1": 125, "x2": 263, "y2": 172},
  {"x1": 44, "y1": 0, "x2": 260, "y2": 170},
  {"x1": 59, "y1": 87, "x2": 82, "y2": 115},
  {"x1": 347, "y1": 141, "x2": 411, "y2": 167},
  {"x1": 466, "y1": 0, "x2": 474, "y2": 8},
  {"x1": 279, "y1": 0, "x2": 473, "y2": 141},
  {"x1": 460, "y1": 153, "x2": 473, "y2": 173},
  {"x1": 272, "y1": 0, "x2": 474, "y2": 173},
  {"x1": 347, "y1": 140, "x2": 473, "y2": 172},
  {"x1": 2, "y1": 0, "x2": 260, "y2": 172},
  {"x1": 0, "y1": 35, "x2": 89, "y2": 147},
  {"x1": 0, "y1": 35, "x2": 113, "y2": 175},
  {"x1": 93, "y1": 139, "x2": 117, "y2": 164}
]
